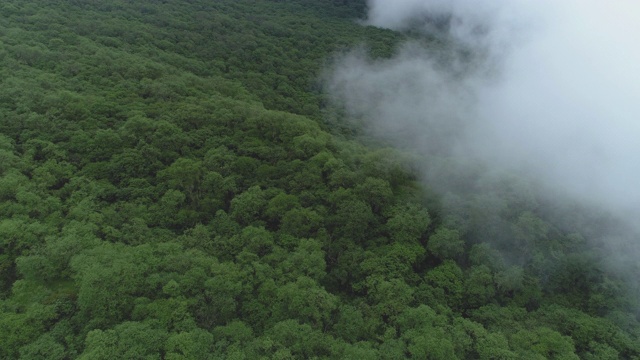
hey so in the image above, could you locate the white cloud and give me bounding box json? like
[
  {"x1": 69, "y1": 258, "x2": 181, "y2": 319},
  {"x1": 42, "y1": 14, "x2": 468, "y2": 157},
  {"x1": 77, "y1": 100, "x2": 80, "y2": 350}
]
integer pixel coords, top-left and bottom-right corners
[{"x1": 330, "y1": 0, "x2": 640, "y2": 216}]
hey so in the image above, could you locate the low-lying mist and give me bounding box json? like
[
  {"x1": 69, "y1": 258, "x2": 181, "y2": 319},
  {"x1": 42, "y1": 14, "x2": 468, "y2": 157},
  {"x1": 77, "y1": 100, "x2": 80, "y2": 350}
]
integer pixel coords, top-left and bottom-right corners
[
  {"x1": 328, "y1": 0, "x2": 640, "y2": 228},
  {"x1": 326, "y1": 1, "x2": 640, "y2": 301}
]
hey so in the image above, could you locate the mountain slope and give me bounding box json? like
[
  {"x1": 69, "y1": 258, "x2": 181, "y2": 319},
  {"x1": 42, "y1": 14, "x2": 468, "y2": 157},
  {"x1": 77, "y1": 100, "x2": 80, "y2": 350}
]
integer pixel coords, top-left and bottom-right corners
[{"x1": 0, "y1": 1, "x2": 638, "y2": 359}]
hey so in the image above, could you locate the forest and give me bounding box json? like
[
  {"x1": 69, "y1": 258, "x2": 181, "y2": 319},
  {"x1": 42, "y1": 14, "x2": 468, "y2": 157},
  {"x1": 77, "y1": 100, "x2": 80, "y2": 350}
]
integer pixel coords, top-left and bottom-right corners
[{"x1": 0, "y1": 0, "x2": 639, "y2": 359}]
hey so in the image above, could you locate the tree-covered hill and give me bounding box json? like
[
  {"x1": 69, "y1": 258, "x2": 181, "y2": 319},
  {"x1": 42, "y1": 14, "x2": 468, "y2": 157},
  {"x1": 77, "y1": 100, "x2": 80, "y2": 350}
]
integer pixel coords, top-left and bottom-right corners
[{"x1": 0, "y1": 0, "x2": 638, "y2": 359}]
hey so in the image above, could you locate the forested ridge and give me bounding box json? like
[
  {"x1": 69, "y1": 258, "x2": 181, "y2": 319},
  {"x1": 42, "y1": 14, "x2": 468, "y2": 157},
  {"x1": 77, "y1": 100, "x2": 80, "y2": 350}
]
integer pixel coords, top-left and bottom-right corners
[{"x1": 0, "y1": 0, "x2": 639, "y2": 359}]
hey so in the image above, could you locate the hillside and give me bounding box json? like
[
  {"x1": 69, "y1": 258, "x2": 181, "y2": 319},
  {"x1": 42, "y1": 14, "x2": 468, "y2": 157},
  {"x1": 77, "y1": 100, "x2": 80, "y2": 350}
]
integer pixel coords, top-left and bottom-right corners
[{"x1": 0, "y1": 0, "x2": 639, "y2": 359}]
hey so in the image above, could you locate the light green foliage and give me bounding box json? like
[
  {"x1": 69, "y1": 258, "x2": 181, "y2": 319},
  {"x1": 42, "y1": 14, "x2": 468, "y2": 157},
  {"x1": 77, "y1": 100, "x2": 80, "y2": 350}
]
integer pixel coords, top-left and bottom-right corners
[
  {"x1": 0, "y1": 304, "x2": 57, "y2": 359},
  {"x1": 0, "y1": 170, "x2": 28, "y2": 201},
  {"x1": 212, "y1": 321, "x2": 254, "y2": 356},
  {"x1": 19, "y1": 334, "x2": 66, "y2": 360},
  {"x1": 202, "y1": 262, "x2": 245, "y2": 327},
  {"x1": 476, "y1": 333, "x2": 517, "y2": 360},
  {"x1": 510, "y1": 327, "x2": 579, "y2": 360},
  {"x1": 158, "y1": 158, "x2": 205, "y2": 206},
  {"x1": 265, "y1": 192, "x2": 301, "y2": 224},
  {"x1": 71, "y1": 244, "x2": 152, "y2": 328},
  {"x1": 230, "y1": 186, "x2": 268, "y2": 226},
  {"x1": 333, "y1": 305, "x2": 367, "y2": 343},
  {"x1": 274, "y1": 276, "x2": 338, "y2": 327},
  {"x1": 252, "y1": 320, "x2": 336, "y2": 358},
  {"x1": 428, "y1": 227, "x2": 464, "y2": 259},
  {"x1": 386, "y1": 203, "x2": 431, "y2": 243},
  {"x1": 332, "y1": 198, "x2": 376, "y2": 242},
  {"x1": 277, "y1": 238, "x2": 327, "y2": 281},
  {"x1": 406, "y1": 333, "x2": 456, "y2": 359},
  {"x1": 78, "y1": 322, "x2": 167, "y2": 360},
  {"x1": 0, "y1": 136, "x2": 21, "y2": 176},
  {"x1": 360, "y1": 242, "x2": 426, "y2": 280},
  {"x1": 338, "y1": 342, "x2": 379, "y2": 359},
  {"x1": 355, "y1": 177, "x2": 394, "y2": 213},
  {"x1": 465, "y1": 265, "x2": 496, "y2": 309},
  {"x1": 361, "y1": 276, "x2": 415, "y2": 319},
  {"x1": 583, "y1": 342, "x2": 619, "y2": 360},
  {"x1": 164, "y1": 329, "x2": 214, "y2": 360},
  {"x1": 425, "y1": 260, "x2": 464, "y2": 309},
  {"x1": 279, "y1": 207, "x2": 322, "y2": 238}
]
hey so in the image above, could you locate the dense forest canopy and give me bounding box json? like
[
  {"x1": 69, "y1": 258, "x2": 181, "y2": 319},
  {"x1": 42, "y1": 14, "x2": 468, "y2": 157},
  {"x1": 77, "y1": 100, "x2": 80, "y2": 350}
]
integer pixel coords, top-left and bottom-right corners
[{"x1": 0, "y1": 0, "x2": 639, "y2": 359}]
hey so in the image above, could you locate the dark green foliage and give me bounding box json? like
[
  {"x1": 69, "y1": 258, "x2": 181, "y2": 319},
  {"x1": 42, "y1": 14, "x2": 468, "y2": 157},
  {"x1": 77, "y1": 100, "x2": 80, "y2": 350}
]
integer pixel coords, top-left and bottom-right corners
[{"x1": 0, "y1": 0, "x2": 638, "y2": 359}]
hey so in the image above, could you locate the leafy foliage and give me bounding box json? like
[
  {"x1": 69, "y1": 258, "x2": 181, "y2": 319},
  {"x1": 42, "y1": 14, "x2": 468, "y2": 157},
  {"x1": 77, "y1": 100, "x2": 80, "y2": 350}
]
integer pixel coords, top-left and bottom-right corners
[{"x1": 0, "y1": 0, "x2": 638, "y2": 359}]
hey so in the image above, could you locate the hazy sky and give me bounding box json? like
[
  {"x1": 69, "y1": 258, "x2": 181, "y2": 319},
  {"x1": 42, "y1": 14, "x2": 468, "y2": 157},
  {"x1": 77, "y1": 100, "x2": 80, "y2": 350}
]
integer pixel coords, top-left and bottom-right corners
[{"x1": 329, "y1": 0, "x2": 640, "y2": 218}]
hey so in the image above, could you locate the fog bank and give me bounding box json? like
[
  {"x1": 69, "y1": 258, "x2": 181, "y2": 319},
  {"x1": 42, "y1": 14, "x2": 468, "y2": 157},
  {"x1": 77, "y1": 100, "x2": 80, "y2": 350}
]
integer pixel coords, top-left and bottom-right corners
[{"x1": 329, "y1": 0, "x2": 640, "y2": 219}]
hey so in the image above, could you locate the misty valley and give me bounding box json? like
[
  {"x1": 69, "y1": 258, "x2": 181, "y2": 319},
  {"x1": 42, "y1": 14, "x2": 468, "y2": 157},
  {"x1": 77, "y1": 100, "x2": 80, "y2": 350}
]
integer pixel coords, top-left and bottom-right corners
[{"x1": 1, "y1": 0, "x2": 639, "y2": 359}]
